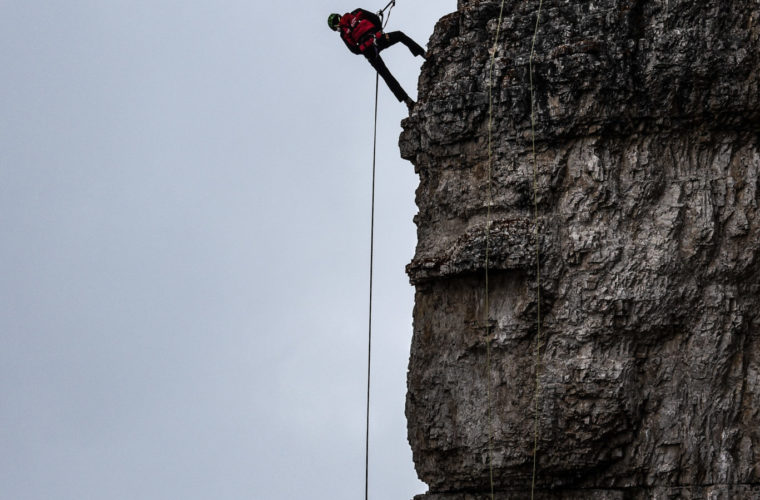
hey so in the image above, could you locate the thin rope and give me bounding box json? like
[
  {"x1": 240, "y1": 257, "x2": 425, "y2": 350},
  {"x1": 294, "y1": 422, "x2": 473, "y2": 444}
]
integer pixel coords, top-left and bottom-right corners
[
  {"x1": 380, "y1": 0, "x2": 396, "y2": 16},
  {"x1": 381, "y1": 0, "x2": 395, "y2": 28},
  {"x1": 364, "y1": 3, "x2": 394, "y2": 490},
  {"x1": 366, "y1": 3, "x2": 394, "y2": 494},
  {"x1": 528, "y1": 1, "x2": 544, "y2": 499},
  {"x1": 486, "y1": 1, "x2": 545, "y2": 498},
  {"x1": 365, "y1": 72, "x2": 380, "y2": 500},
  {"x1": 485, "y1": 1, "x2": 508, "y2": 499},
  {"x1": 376, "y1": 0, "x2": 395, "y2": 29}
]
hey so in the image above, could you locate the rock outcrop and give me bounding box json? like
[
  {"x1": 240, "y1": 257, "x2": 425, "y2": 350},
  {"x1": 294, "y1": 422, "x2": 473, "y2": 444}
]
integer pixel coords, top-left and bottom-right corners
[{"x1": 401, "y1": 0, "x2": 760, "y2": 498}]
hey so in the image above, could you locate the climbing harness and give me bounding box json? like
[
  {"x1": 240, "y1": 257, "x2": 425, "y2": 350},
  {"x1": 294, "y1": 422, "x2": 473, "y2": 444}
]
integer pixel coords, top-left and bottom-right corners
[{"x1": 484, "y1": 1, "x2": 545, "y2": 500}]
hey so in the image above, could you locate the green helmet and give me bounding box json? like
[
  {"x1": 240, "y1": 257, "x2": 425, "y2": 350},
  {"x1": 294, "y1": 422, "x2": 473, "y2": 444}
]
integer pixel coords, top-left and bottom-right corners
[{"x1": 328, "y1": 13, "x2": 341, "y2": 31}]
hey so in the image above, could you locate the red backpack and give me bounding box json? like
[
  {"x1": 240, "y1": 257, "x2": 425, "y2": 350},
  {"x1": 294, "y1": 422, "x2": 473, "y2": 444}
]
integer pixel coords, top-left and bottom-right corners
[{"x1": 340, "y1": 10, "x2": 382, "y2": 52}]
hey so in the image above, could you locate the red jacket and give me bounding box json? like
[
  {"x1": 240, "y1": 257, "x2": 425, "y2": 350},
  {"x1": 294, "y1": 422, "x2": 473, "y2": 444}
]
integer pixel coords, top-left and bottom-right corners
[{"x1": 339, "y1": 8, "x2": 382, "y2": 54}]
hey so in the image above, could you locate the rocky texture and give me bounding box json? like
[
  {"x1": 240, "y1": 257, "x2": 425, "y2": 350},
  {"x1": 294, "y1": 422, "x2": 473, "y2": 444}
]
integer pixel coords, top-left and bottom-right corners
[{"x1": 401, "y1": 0, "x2": 760, "y2": 498}]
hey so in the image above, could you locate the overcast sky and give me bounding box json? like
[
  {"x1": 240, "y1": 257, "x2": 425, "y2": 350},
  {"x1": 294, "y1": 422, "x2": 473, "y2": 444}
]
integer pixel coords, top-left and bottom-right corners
[{"x1": 0, "y1": 1, "x2": 455, "y2": 499}]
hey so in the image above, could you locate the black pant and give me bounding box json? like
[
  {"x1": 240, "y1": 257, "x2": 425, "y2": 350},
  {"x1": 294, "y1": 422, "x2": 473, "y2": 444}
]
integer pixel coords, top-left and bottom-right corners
[{"x1": 363, "y1": 31, "x2": 425, "y2": 103}]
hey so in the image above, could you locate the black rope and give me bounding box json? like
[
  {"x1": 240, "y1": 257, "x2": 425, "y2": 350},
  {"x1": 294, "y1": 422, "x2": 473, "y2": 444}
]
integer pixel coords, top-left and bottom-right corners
[
  {"x1": 364, "y1": 72, "x2": 379, "y2": 500},
  {"x1": 365, "y1": 3, "x2": 394, "y2": 496},
  {"x1": 378, "y1": 0, "x2": 395, "y2": 28},
  {"x1": 380, "y1": 0, "x2": 396, "y2": 15}
]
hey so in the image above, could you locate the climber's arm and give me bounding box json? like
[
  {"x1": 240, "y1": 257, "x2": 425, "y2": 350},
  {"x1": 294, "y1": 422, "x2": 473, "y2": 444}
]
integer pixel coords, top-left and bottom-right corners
[{"x1": 341, "y1": 33, "x2": 362, "y2": 54}]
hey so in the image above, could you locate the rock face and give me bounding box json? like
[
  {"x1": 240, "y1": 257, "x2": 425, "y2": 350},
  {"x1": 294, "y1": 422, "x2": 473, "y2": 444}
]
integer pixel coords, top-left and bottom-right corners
[{"x1": 401, "y1": 0, "x2": 760, "y2": 498}]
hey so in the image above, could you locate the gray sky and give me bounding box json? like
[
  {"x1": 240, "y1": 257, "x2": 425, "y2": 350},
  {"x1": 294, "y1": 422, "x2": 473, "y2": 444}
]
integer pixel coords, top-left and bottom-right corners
[{"x1": 0, "y1": 1, "x2": 456, "y2": 499}]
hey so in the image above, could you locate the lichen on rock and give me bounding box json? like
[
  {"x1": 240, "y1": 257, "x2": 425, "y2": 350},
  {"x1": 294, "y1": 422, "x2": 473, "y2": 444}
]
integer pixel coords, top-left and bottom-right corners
[{"x1": 402, "y1": 0, "x2": 760, "y2": 498}]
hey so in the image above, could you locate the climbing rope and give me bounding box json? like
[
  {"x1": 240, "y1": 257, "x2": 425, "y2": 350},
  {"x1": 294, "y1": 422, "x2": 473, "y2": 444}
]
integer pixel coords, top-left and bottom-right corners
[
  {"x1": 485, "y1": 1, "x2": 508, "y2": 499},
  {"x1": 380, "y1": 0, "x2": 396, "y2": 16},
  {"x1": 528, "y1": 2, "x2": 544, "y2": 499},
  {"x1": 364, "y1": 3, "x2": 399, "y2": 498},
  {"x1": 486, "y1": 1, "x2": 544, "y2": 499},
  {"x1": 364, "y1": 73, "x2": 380, "y2": 500},
  {"x1": 362, "y1": 1, "x2": 544, "y2": 498},
  {"x1": 379, "y1": 0, "x2": 396, "y2": 28}
]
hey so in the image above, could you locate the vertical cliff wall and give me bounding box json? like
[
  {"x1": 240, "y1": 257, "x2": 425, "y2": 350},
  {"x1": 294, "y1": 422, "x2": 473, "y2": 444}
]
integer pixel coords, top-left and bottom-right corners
[{"x1": 401, "y1": 0, "x2": 760, "y2": 498}]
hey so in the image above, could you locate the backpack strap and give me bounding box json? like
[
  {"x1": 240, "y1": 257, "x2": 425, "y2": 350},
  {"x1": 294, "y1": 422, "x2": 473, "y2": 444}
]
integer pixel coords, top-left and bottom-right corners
[{"x1": 359, "y1": 31, "x2": 383, "y2": 53}]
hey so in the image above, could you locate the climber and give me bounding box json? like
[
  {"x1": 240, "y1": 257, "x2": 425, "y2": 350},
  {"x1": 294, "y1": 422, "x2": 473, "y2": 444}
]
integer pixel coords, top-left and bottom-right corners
[{"x1": 328, "y1": 9, "x2": 426, "y2": 111}]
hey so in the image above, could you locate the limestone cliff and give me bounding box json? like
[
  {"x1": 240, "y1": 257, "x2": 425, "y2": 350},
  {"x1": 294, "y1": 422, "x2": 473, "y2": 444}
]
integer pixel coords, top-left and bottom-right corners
[{"x1": 401, "y1": 0, "x2": 760, "y2": 498}]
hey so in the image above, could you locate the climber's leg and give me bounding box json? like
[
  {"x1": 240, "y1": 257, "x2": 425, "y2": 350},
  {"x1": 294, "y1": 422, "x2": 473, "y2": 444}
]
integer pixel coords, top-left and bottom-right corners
[
  {"x1": 364, "y1": 52, "x2": 410, "y2": 103},
  {"x1": 376, "y1": 31, "x2": 426, "y2": 58}
]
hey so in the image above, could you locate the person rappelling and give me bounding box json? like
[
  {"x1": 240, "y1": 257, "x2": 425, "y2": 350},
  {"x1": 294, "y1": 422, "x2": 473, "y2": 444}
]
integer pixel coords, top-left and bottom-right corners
[{"x1": 328, "y1": 7, "x2": 426, "y2": 111}]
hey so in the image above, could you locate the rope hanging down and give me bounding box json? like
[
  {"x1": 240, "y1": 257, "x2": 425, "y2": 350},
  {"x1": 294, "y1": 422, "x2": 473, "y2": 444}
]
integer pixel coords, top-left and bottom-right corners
[
  {"x1": 365, "y1": 4, "x2": 401, "y2": 498},
  {"x1": 485, "y1": 1, "x2": 509, "y2": 499},
  {"x1": 485, "y1": 1, "x2": 545, "y2": 500},
  {"x1": 364, "y1": 73, "x2": 380, "y2": 500},
  {"x1": 528, "y1": 3, "x2": 545, "y2": 499},
  {"x1": 378, "y1": 0, "x2": 396, "y2": 28},
  {"x1": 365, "y1": 4, "x2": 396, "y2": 499}
]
